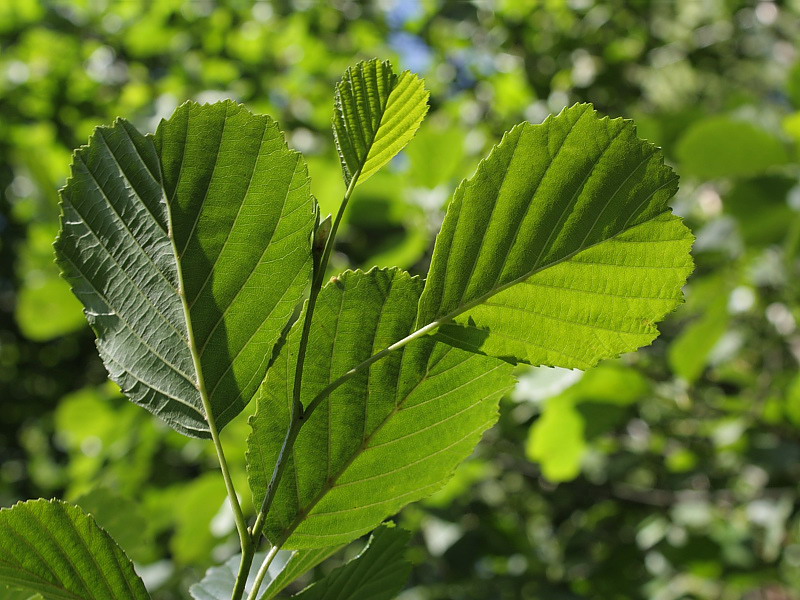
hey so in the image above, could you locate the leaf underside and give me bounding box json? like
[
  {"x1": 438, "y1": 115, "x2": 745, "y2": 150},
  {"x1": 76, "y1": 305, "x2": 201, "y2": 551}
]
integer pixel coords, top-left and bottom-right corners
[
  {"x1": 418, "y1": 103, "x2": 694, "y2": 368},
  {"x1": 293, "y1": 524, "x2": 411, "y2": 600},
  {"x1": 0, "y1": 500, "x2": 150, "y2": 600},
  {"x1": 56, "y1": 101, "x2": 315, "y2": 437},
  {"x1": 333, "y1": 59, "x2": 429, "y2": 186},
  {"x1": 189, "y1": 546, "x2": 341, "y2": 600},
  {"x1": 248, "y1": 268, "x2": 514, "y2": 549}
]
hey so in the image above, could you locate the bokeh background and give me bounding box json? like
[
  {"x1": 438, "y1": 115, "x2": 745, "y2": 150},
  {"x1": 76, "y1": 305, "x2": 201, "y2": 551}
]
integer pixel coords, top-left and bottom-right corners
[{"x1": 3, "y1": 1, "x2": 800, "y2": 598}]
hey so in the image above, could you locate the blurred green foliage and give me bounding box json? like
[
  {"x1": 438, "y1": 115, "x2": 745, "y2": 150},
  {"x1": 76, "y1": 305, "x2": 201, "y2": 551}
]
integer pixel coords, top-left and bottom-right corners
[{"x1": 2, "y1": 0, "x2": 800, "y2": 598}]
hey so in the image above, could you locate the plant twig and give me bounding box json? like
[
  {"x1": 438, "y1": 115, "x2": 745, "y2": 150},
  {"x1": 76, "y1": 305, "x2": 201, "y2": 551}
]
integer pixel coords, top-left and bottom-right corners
[
  {"x1": 246, "y1": 544, "x2": 281, "y2": 600},
  {"x1": 167, "y1": 209, "x2": 251, "y2": 569},
  {"x1": 232, "y1": 172, "x2": 361, "y2": 599}
]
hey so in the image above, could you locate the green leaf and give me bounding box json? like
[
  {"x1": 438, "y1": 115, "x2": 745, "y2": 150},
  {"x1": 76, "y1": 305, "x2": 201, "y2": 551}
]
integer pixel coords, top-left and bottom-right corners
[
  {"x1": 526, "y1": 364, "x2": 650, "y2": 482},
  {"x1": 333, "y1": 59, "x2": 429, "y2": 186},
  {"x1": 724, "y1": 176, "x2": 796, "y2": 247},
  {"x1": 676, "y1": 116, "x2": 789, "y2": 179},
  {"x1": 15, "y1": 223, "x2": 85, "y2": 341},
  {"x1": 417, "y1": 103, "x2": 693, "y2": 368},
  {"x1": 668, "y1": 295, "x2": 730, "y2": 383},
  {"x1": 189, "y1": 546, "x2": 341, "y2": 600},
  {"x1": 55, "y1": 101, "x2": 315, "y2": 437},
  {"x1": 248, "y1": 268, "x2": 514, "y2": 549},
  {"x1": 1, "y1": 586, "x2": 43, "y2": 600},
  {"x1": 293, "y1": 524, "x2": 411, "y2": 600},
  {"x1": 0, "y1": 499, "x2": 150, "y2": 600},
  {"x1": 74, "y1": 487, "x2": 154, "y2": 563}
]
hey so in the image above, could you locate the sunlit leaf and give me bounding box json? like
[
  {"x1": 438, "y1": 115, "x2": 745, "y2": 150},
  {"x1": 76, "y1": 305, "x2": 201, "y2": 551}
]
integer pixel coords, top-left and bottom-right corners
[
  {"x1": 74, "y1": 487, "x2": 154, "y2": 563},
  {"x1": 333, "y1": 59, "x2": 429, "y2": 186},
  {"x1": 248, "y1": 268, "x2": 514, "y2": 549},
  {"x1": 526, "y1": 364, "x2": 650, "y2": 482},
  {"x1": 418, "y1": 103, "x2": 693, "y2": 368},
  {"x1": 189, "y1": 545, "x2": 341, "y2": 600}
]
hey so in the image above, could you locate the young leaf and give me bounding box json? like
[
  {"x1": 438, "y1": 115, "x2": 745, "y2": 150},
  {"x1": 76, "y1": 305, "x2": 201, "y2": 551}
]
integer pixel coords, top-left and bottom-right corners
[
  {"x1": 0, "y1": 499, "x2": 150, "y2": 600},
  {"x1": 417, "y1": 103, "x2": 694, "y2": 368},
  {"x1": 293, "y1": 524, "x2": 411, "y2": 600},
  {"x1": 248, "y1": 268, "x2": 514, "y2": 549},
  {"x1": 333, "y1": 59, "x2": 429, "y2": 186},
  {"x1": 55, "y1": 101, "x2": 315, "y2": 437},
  {"x1": 189, "y1": 547, "x2": 341, "y2": 600}
]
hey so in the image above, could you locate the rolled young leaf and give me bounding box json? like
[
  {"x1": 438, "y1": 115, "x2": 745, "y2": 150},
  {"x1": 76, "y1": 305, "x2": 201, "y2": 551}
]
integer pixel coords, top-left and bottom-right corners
[
  {"x1": 333, "y1": 59, "x2": 429, "y2": 186},
  {"x1": 292, "y1": 524, "x2": 411, "y2": 600},
  {"x1": 0, "y1": 499, "x2": 150, "y2": 600},
  {"x1": 417, "y1": 103, "x2": 694, "y2": 368},
  {"x1": 55, "y1": 101, "x2": 316, "y2": 437},
  {"x1": 247, "y1": 268, "x2": 514, "y2": 549}
]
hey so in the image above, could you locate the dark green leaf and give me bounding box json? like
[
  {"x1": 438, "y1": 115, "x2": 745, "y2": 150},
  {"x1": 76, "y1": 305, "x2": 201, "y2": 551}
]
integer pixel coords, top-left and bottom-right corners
[
  {"x1": 293, "y1": 524, "x2": 411, "y2": 600},
  {"x1": 55, "y1": 101, "x2": 315, "y2": 437}
]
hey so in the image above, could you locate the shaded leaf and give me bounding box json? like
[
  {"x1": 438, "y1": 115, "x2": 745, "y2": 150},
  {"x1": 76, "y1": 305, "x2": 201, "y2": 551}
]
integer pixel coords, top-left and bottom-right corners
[
  {"x1": 0, "y1": 499, "x2": 149, "y2": 600},
  {"x1": 676, "y1": 116, "x2": 789, "y2": 179},
  {"x1": 55, "y1": 101, "x2": 315, "y2": 437},
  {"x1": 74, "y1": 487, "x2": 154, "y2": 563},
  {"x1": 248, "y1": 268, "x2": 514, "y2": 549},
  {"x1": 333, "y1": 59, "x2": 429, "y2": 186},
  {"x1": 293, "y1": 524, "x2": 411, "y2": 600},
  {"x1": 417, "y1": 103, "x2": 693, "y2": 368},
  {"x1": 189, "y1": 546, "x2": 341, "y2": 600}
]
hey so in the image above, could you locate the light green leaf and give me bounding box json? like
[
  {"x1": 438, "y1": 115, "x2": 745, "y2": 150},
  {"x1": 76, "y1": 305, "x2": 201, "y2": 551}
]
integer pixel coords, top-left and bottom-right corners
[
  {"x1": 333, "y1": 59, "x2": 429, "y2": 186},
  {"x1": 668, "y1": 295, "x2": 730, "y2": 383},
  {"x1": 293, "y1": 524, "x2": 411, "y2": 600},
  {"x1": 73, "y1": 487, "x2": 154, "y2": 563},
  {"x1": 263, "y1": 546, "x2": 342, "y2": 599},
  {"x1": 15, "y1": 223, "x2": 85, "y2": 341},
  {"x1": 189, "y1": 546, "x2": 341, "y2": 600},
  {"x1": 1, "y1": 586, "x2": 43, "y2": 600},
  {"x1": 526, "y1": 364, "x2": 650, "y2": 482},
  {"x1": 55, "y1": 101, "x2": 315, "y2": 437},
  {"x1": 248, "y1": 268, "x2": 514, "y2": 549},
  {"x1": 676, "y1": 116, "x2": 789, "y2": 179},
  {"x1": 0, "y1": 499, "x2": 150, "y2": 600},
  {"x1": 526, "y1": 395, "x2": 586, "y2": 482},
  {"x1": 417, "y1": 103, "x2": 693, "y2": 368}
]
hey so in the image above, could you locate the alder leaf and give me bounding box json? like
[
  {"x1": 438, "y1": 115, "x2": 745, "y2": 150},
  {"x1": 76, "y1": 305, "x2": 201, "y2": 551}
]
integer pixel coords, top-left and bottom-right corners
[
  {"x1": 417, "y1": 103, "x2": 694, "y2": 368},
  {"x1": 293, "y1": 524, "x2": 411, "y2": 600},
  {"x1": 0, "y1": 499, "x2": 150, "y2": 600},
  {"x1": 333, "y1": 59, "x2": 429, "y2": 186},
  {"x1": 248, "y1": 268, "x2": 514, "y2": 549},
  {"x1": 55, "y1": 101, "x2": 315, "y2": 437}
]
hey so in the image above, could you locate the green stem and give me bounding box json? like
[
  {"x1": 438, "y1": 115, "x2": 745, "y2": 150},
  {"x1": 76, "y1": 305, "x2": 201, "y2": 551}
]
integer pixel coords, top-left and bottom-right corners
[
  {"x1": 246, "y1": 544, "x2": 281, "y2": 600},
  {"x1": 304, "y1": 318, "x2": 443, "y2": 418},
  {"x1": 166, "y1": 207, "x2": 250, "y2": 571},
  {"x1": 232, "y1": 172, "x2": 361, "y2": 600}
]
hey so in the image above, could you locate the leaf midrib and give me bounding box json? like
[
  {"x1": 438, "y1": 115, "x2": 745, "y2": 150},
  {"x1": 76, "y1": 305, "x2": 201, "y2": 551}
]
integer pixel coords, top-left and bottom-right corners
[
  {"x1": 429, "y1": 184, "x2": 679, "y2": 331},
  {"x1": 273, "y1": 347, "x2": 503, "y2": 545}
]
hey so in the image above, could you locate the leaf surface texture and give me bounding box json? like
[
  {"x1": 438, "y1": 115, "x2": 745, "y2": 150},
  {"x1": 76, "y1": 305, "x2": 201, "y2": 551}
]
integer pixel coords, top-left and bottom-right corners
[
  {"x1": 56, "y1": 101, "x2": 315, "y2": 436},
  {"x1": 0, "y1": 500, "x2": 150, "y2": 600},
  {"x1": 418, "y1": 103, "x2": 694, "y2": 368},
  {"x1": 293, "y1": 525, "x2": 411, "y2": 600},
  {"x1": 333, "y1": 59, "x2": 429, "y2": 185},
  {"x1": 248, "y1": 268, "x2": 514, "y2": 549}
]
